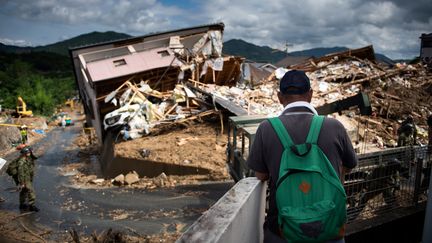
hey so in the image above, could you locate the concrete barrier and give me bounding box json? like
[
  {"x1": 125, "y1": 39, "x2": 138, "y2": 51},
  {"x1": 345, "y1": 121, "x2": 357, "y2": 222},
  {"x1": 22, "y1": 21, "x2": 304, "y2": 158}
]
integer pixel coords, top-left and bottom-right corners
[{"x1": 177, "y1": 177, "x2": 267, "y2": 243}]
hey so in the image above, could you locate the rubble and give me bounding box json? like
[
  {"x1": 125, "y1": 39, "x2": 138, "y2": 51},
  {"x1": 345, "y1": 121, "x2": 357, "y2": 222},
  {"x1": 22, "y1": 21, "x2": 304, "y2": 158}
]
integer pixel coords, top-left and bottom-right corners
[
  {"x1": 72, "y1": 41, "x2": 431, "y2": 184},
  {"x1": 113, "y1": 174, "x2": 125, "y2": 185},
  {"x1": 124, "y1": 171, "x2": 140, "y2": 185},
  {"x1": 102, "y1": 80, "x2": 220, "y2": 139},
  {"x1": 194, "y1": 45, "x2": 432, "y2": 151},
  {"x1": 90, "y1": 178, "x2": 105, "y2": 184}
]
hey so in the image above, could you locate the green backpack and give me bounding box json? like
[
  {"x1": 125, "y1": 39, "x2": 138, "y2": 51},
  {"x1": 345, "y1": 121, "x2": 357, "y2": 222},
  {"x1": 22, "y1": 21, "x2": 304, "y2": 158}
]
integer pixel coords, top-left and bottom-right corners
[
  {"x1": 6, "y1": 158, "x2": 19, "y2": 177},
  {"x1": 268, "y1": 116, "x2": 346, "y2": 242}
]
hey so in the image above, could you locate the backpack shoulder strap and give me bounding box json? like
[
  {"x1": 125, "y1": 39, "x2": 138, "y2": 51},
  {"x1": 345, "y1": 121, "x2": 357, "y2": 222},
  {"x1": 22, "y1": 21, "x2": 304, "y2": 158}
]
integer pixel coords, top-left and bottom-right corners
[
  {"x1": 305, "y1": 115, "x2": 324, "y2": 144},
  {"x1": 268, "y1": 117, "x2": 294, "y2": 149}
]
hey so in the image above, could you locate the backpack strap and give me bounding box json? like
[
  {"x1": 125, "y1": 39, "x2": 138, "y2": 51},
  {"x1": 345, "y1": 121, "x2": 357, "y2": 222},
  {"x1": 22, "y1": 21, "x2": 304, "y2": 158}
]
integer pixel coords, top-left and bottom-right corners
[
  {"x1": 268, "y1": 117, "x2": 294, "y2": 149},
  {"x1": 305, "y1": 115, "x2": 324, "y2": 144},
  {"x1": 269, "y1": 116, "x2": 325, "y2": 187}
]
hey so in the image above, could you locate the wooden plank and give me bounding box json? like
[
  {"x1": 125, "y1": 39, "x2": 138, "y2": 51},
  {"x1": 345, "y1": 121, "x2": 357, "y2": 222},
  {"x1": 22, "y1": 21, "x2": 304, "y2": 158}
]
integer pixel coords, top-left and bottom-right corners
[{"x1": 321, "y1": 69, "x2": 404, "y2": 95}]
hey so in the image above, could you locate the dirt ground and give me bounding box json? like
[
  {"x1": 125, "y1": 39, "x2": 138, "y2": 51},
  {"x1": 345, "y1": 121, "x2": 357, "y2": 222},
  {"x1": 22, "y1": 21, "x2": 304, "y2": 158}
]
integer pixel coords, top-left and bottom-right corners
[
  {"x1": 65, "y1": 117, "x2": 231, "y2": 190},
  {"x1": 115, "y1": 120, "x2": 230, "y2": 179}
]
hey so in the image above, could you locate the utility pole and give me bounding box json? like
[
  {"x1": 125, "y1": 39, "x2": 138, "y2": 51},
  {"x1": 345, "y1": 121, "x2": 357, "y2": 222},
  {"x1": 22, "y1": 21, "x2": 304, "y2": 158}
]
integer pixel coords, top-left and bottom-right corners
[{"x1": 284, "y1": 40, "x2": 293, "y2": 54}]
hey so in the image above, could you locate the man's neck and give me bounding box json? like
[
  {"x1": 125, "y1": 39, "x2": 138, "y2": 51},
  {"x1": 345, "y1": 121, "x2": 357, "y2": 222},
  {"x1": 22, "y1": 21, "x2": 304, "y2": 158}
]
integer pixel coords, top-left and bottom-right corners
[
  {"x1": 280, "y1": 101, "x2": 318, "y2": 115},
  {"x1": 282, "y1": 99, "x2": 309, "y2": 107}
]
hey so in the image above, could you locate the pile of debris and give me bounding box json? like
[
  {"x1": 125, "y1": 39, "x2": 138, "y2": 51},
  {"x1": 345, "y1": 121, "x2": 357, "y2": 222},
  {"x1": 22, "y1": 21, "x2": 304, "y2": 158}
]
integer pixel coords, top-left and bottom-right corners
[
  {"x1": 106, "y1": 45, "x2": 431, "y2": 164},
  {"x1": 102, "y1": 80, "x2": 219, "y2": 140},
  {"x1": 195, "y1": 45, "x2": 432, "y2": 150}
]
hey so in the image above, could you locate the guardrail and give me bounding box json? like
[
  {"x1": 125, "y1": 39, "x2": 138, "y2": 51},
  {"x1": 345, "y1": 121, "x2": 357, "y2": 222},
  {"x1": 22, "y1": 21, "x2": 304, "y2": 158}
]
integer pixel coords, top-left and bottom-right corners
[{"x1": 177, "y1": 178, "x2": 267, "y2": 243}]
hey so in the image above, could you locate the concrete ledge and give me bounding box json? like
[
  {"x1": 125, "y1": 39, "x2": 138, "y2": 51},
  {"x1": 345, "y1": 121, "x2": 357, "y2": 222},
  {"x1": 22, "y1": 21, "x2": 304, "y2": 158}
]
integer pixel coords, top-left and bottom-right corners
[{"x1": 177, "y1": 177, "x2": 267, "y2": 243}]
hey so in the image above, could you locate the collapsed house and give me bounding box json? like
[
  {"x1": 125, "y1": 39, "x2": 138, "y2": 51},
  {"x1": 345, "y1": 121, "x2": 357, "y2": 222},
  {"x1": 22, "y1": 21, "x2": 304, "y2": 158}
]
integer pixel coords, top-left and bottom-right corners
[
  {"x1": 196, "y1": 45, "x2": 432, "y2": 150},
  {"x1": 70, "y1": 23, "x2": 431, "y2": 179},
  {"x1": 178, "y1": 46, "x2": 432, "y2": 242},
  {"x1": 70, "y1": 23, "x2": 243, "y2": 177}
]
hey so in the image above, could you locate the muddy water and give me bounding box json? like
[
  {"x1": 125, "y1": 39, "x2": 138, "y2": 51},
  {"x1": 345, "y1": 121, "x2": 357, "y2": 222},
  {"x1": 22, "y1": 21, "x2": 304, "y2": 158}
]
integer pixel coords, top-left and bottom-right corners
[{"x1": 0, "y1": 123, "x2": 233, "y2": 239}]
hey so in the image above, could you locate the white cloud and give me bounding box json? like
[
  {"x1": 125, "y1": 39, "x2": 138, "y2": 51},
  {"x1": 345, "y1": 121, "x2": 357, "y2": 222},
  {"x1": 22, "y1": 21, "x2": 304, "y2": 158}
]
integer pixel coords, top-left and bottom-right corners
[
  {"x1": 359, "y1": 1, "x2": 400, "y2": 25},
  {"x1": 0, "y1": 38, "x2": 33, "y2": 46},
  {"x1": 0, "y1": 0, "x2": 431, "y2": 59},
  {"x1": 201, "y1": 0, "x2": 430, "y2": 59}
]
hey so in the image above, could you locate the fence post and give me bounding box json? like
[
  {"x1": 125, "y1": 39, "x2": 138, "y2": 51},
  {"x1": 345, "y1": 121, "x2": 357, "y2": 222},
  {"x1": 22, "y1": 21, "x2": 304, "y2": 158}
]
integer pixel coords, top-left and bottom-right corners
[
  {"x1": 422, "y1": 165, "x2": 432, "y2": 243},
  {"x1": 413, "y1": 157, "x2": 423, "y2": 204}
]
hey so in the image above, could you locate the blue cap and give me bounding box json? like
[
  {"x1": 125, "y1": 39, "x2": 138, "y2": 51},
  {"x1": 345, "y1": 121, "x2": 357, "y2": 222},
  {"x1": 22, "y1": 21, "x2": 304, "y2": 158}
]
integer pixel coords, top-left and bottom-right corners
[{"x1": 280, "y1": 70, "x2": 311, "y2": 95}]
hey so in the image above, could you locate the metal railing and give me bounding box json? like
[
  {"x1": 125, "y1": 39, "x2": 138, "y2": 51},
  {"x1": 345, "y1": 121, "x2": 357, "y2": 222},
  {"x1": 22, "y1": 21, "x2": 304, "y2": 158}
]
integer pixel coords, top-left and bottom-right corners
[
  {"x1": 178, "y1": 146, "x2": 430, "y2": 242},
  {"x1": 345, "y1": 146, "x2": 431, "y2": 224}
]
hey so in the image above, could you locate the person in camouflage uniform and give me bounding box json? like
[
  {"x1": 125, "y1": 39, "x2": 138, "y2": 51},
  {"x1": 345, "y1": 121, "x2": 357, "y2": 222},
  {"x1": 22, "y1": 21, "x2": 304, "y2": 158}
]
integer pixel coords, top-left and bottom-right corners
[
  {"x1": 397, "y1": 115, "x2": 417, "y2": 147},
  {"x1": 16, "y1": 146, "x2": 39, "y2": 212}
]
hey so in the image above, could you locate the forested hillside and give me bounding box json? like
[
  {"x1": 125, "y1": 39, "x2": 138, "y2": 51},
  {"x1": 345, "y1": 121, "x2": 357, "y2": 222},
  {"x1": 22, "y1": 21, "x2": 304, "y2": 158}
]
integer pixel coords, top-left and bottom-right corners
[
  {"x1": 0, "y1": 31, "x2": 131, "y2": 116},
  {"x1": 0, "y1": 51, "x2": 75, "y2": 115}
]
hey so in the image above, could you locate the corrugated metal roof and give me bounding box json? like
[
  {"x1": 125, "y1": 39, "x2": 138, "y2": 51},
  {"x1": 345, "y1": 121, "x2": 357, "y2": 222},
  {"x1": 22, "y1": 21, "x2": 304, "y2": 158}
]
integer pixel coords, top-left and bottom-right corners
[{"x1": 69, "y1": 22, "x2": 225, "y2": 51}]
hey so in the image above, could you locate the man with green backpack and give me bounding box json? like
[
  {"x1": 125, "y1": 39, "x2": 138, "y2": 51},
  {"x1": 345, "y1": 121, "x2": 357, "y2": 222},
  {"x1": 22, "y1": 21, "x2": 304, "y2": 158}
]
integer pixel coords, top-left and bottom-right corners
[{"x1": 247, "y1": 70, "x2": 358, "y2": 242}]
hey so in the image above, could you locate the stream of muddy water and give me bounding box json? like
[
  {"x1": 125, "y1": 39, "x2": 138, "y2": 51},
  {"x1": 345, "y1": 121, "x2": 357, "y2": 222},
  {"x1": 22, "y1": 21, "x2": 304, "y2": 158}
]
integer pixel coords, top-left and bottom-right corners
[{"x1": 0, "y1": 118, "x2": 233, "y2": 241}]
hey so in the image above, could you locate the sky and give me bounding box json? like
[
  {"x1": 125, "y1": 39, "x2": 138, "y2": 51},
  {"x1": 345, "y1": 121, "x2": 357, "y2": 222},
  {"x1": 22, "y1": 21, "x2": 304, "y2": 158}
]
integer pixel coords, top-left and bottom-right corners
[{"x1": 0, "y1": 0, "x2": 431, "y2": 60}]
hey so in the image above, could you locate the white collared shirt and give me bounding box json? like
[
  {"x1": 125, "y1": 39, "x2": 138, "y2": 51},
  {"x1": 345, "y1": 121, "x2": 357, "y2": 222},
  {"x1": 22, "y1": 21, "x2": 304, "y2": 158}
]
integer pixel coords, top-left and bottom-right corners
[{"x1": 279, "y1": 101, "x2": 318, "y2": 116}]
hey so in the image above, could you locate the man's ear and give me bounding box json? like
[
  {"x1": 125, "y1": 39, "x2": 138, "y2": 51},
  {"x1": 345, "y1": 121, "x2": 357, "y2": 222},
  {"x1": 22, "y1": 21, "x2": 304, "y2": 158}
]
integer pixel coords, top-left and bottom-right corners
[
  {"x1": 307, "y1": 89, "x2": 313, "y2": 102},
  {"x1": 277, "y1": 92, "x2": 284, "y2": 105}
]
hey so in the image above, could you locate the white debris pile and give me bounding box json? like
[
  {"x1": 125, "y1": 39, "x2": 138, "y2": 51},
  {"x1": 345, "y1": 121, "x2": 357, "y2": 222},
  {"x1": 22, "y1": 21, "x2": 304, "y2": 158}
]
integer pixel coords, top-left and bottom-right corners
[
  {"x1": 199, "y1": 83, "x2": 283, "y2": 116},
  {"x1": 103, "y1": 80, "x2": 215, "y2": 140}
]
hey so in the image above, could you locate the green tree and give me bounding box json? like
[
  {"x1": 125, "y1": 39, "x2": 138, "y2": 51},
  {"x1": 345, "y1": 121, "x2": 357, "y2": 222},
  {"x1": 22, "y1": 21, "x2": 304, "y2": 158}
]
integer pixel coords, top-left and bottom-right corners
[{"x1": 0, "y1": 51, "x2": 76, "y2": 116}]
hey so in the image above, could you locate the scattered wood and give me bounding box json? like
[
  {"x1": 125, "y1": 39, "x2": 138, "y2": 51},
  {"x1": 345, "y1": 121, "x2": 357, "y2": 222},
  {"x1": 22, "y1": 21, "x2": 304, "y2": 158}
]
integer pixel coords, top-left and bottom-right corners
[
  {"x1": 69, "y1": 228, "x2": 80, "y2": 243},
  {"x1": 19, "y1": 219, "x2": 47, "y2": 243}
]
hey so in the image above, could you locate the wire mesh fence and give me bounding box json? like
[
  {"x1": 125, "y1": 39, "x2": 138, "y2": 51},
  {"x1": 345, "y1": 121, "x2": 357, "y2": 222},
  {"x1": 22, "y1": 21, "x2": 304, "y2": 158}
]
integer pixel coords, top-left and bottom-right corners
[{"x1": 345, "y1": 146, "x2": 431, "y2": 224}]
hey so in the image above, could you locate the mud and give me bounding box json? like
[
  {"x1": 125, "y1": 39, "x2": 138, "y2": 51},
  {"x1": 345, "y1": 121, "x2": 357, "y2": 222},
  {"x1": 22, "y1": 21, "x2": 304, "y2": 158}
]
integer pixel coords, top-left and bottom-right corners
[{"x1": 0, "y1": 110, "x2": 233, "y2": 242}]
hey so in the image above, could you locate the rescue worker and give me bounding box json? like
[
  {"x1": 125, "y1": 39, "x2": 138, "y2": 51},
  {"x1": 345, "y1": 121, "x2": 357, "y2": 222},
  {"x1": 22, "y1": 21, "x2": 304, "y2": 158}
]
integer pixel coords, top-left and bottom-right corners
[
  {"x1": 397, "y1": 115, "x2": 417, "y2": 147},
  {"x1": 15, "y1": 146, "x2": 39, "y2": 212},
  {"x1": 20, "y1": 125, "x2": 28, "y2": 144},
  {"x1": 428, "y1": 114, "x2": 432, "y2": 149},
  {"x1": 61, "y1": 116, "x2": 66, "y2": 128},
  {"x1": 421, "y1": 114, "x2": 432, "y2": 188}
]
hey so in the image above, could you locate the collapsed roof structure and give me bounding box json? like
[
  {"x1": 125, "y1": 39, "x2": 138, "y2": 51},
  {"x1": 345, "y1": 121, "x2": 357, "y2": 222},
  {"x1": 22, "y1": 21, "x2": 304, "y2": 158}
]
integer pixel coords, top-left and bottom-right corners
[
  {"x1": 195, "y1": 45, "x2": 431, "y2": 150},
  {"x1": 70, "y1": 23, "x2": 243, "y2": 145},
  {"x1": 70, "y1": 23, "x2": 246, "y2": 177}
]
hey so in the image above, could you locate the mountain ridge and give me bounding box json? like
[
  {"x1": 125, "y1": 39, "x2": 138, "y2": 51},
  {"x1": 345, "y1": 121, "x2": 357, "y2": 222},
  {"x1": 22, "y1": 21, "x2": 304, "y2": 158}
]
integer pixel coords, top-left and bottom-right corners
[
  {"x1": 0, "y1": 31, "x2": 395, "y2": 63},
  {"x1": 0, "y1": 31, "x2": 131, "y2": 56}
]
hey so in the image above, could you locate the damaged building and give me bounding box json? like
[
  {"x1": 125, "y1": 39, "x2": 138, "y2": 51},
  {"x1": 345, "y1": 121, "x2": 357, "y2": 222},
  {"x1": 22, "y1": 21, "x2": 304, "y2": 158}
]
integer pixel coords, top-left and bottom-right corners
[
  {"x1": 420, "y1": 33, "x2": 432, "y2": 68},
  {"x1": 70, "y1": 22, "x2": 432, "y2": 181},
  {"x1": 70, "y1": 23, "x2": 243, "y2": 177}
]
